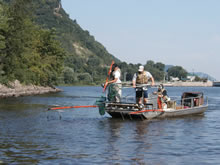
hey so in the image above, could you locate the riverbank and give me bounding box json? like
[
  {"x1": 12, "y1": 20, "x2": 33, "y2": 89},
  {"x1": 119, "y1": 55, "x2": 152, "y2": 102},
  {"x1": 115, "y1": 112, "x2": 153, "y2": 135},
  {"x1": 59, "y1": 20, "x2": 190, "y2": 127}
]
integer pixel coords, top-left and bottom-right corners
[{"x1": 0, "y1": 80, "x2": 61, "y2": 98}]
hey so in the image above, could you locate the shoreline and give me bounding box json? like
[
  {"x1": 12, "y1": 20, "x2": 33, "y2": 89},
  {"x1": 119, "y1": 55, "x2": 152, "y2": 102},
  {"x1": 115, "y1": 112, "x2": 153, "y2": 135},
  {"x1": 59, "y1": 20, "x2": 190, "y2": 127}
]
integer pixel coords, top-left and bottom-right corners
[
  {"x1": 0, "y1": 80, "x2": 215, "y2": 99},
  {"x1": 0, "y1": 80, "x2": 62, "y2": 98},
  {"x1": 162, "y1": 81, "x2": 213, "y2": 87}
]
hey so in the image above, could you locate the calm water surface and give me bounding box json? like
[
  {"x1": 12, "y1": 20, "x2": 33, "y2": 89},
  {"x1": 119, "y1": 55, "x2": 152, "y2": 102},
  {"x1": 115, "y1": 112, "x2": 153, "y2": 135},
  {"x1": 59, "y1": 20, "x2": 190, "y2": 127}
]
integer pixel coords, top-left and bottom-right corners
[{"x1": 0, "y1": 86, "x2": 220, "y2": 165}]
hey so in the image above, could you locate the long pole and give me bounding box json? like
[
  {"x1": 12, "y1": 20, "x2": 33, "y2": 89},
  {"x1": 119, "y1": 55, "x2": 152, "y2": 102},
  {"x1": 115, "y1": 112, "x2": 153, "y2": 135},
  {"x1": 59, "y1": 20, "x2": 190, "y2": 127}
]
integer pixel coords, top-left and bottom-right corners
[
  {"x1": 48, "y1": 105, "x2": 98, "y2": 110},
  {"x1": 103, "y1": 61, "x2": 114, "y2": 92}
]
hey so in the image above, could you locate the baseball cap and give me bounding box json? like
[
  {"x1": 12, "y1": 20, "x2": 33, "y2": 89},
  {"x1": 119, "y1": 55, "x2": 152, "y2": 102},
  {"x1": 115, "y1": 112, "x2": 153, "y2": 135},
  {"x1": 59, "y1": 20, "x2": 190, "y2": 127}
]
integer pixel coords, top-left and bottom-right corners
[{"x1": 138, "y1": 65, "x2": 144, "y2": 72}]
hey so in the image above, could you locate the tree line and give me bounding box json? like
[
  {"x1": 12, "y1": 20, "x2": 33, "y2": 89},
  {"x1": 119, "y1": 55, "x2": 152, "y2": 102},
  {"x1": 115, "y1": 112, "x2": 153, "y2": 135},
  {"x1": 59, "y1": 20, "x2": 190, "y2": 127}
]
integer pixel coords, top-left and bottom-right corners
[
  {"x1": 118, "y1": 60, "x2": 188, "y2": 82},
  {"x1": 0, "y1": 0, "x2": 190, "y2": 87}
]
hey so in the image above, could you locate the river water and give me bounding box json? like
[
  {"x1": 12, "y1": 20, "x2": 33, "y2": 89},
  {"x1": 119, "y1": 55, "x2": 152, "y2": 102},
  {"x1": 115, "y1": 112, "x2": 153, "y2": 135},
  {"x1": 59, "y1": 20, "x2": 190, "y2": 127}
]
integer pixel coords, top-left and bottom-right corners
[{"x1": 0, "y1": 86, "x2": 220, "y2": 165}]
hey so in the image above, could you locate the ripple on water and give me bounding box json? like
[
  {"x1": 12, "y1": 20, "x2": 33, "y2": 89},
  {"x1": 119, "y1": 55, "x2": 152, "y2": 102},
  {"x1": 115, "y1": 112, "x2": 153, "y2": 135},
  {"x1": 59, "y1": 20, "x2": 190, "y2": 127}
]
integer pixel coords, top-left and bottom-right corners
[{"x1": 1, "y1": 86, "x2": 220, "y2": 164}]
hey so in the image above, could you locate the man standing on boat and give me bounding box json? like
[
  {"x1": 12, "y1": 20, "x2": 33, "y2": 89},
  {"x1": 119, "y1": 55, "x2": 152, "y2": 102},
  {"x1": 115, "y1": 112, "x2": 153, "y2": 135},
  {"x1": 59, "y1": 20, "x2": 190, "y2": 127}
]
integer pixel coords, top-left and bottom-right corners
[
  {"x1": 132, "y1": 65, "x2": 155, "y2": 104},
  {"x1": 104, "y1": 64, "x2": 122, "y2": 102}
]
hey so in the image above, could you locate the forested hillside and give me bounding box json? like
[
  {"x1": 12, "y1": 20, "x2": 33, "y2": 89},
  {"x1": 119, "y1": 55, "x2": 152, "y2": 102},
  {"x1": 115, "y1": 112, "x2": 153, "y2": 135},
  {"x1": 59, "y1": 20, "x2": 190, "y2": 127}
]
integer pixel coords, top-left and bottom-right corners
[
  {"x1": 32, "y1": 0, "x2": 121, "y2": 85},
  {"x1": 1, "y1": 0, "x2": 194, "y2": 86},
  {"x1": 1, "y1": 0, "x2": 120, "y2": 85}
]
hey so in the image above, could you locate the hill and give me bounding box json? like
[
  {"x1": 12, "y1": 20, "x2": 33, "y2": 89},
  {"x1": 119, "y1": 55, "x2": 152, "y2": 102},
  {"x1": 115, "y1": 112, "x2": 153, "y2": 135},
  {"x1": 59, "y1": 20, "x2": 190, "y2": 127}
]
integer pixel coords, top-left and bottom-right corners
[
  {"x1": 189, "y1": 72, "x2": 216, "y2": 81},
  {"x1": 2, "y1": 0, "x2": 213, "y2": 85},
  {"x1": 2, "y1": 0, "x2": 120, "y2": 85},
  {"x1": 32, "y1": 0, "x2": 120, "y2": 84}
]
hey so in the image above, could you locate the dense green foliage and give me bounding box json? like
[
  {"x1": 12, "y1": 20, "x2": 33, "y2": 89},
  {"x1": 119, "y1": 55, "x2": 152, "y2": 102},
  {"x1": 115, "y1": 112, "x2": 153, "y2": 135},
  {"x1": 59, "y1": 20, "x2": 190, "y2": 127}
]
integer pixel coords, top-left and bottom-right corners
[
  {"x1": 145, "y1": 61, "x2": 165, "y2": 81},
  {"x1": 167, "y1": 66, "x2": 187, "y2": 80},
  {"x1": 0, "y1": 1, "x2": 7, "y2": 50},
  {"x1": 0, "y1": 0, "x2": 8, "y2": 81},
  {"x1": 0, "y1": 0, "x2": 65, "y2": 85},
  {"x1": 118, "y1": 60, "x2": 166, "y2": 82}
]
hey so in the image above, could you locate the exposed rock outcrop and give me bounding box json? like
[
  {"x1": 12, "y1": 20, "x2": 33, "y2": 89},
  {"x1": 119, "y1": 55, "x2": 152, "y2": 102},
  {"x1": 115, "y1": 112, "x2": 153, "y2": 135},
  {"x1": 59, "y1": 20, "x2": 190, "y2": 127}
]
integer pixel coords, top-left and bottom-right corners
[{"x1": 54, "y1": 2, "x2": 62, "y2": 17}]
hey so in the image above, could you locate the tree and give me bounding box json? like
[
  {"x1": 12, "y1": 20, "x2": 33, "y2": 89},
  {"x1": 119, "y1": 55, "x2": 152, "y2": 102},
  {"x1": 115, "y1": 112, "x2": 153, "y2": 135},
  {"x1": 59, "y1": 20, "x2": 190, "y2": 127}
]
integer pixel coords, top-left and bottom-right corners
[
  {"x1": 144, "y1": 60, "x2": 165, "y2": 81},
  {"x1": 77, "y1": 73, "x2": 92, "y2": 83},
  {"x1": 3, "y1": 0, "x2": 34, "y2": 81},
  {"x1": 146, "y1": 60, "x2": 154, "y2": 68},
  {"x1": 32, "y1": 28, "x2": 66, "y2": 85},
  {"x1": 63, "y1": 67, "x2": 77, "y2": 84},
  {"x1": 1, "y1": 0, "x2": 65, "y2": 86},
  {"x1": 0, "y1": 1, "x2": 7, "y2": 50},
  {"x1": 154, "y1": 62, "x2": 165, "y2": 72},
  {"x1": 0, "y1": 1, "x2": 8, "y2": 83},
  {"x1": 167, "y1": 66, "x2": 188, "y2": 80},
  {"x1": 87, "y1": 56, "x2": 101, "y2": 67}
]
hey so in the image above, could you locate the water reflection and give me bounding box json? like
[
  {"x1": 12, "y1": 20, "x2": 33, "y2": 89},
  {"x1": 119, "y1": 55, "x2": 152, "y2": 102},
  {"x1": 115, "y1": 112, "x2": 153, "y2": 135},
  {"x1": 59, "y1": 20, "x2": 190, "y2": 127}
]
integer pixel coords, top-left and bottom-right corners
[
  {"x1": 104, "y1": 119, "x2": 123, "y2": 163},
  {"x1": 131, "y1": 121, "x2": 151, "y2": 165}
]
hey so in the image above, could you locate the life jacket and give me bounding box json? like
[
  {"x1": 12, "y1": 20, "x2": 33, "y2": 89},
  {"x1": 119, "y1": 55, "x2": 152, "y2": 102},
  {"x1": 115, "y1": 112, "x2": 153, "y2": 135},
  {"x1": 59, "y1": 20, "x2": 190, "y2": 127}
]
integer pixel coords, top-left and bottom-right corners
[
  {"x1": 136, "y1": 71, "x2": 148, "y2": 84},
  {"x1": 157, "y1": 97, "x2": 162, "y2": 109},
  {"x1": 159, "y1": 89, "x2": 169, "y2": 103}
]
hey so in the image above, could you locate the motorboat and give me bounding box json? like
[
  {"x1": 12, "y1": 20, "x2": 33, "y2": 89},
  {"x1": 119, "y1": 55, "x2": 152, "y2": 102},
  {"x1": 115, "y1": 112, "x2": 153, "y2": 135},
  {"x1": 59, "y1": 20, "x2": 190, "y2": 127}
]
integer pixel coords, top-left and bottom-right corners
[{"x1": 102, "y1": 91, "x2": 208, "y2": 120}]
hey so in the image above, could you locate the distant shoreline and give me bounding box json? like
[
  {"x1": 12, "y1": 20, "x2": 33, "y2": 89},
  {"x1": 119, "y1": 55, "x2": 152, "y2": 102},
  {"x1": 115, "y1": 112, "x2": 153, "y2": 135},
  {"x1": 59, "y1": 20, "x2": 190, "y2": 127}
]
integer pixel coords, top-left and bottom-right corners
[
  {"x1": 162, "y1": 81, "x2": 213, "y2": 87},
  {"x1": 0, "y1": 80, "x2": 215, "y2": 99},
  {"x1": 0, "y1": 80, "x2": 61, "y2": 98}
]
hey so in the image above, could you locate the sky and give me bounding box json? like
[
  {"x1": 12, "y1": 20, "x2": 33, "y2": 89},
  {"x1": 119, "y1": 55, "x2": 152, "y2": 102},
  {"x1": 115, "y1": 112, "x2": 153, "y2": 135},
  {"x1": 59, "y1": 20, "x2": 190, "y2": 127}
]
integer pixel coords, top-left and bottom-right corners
[{"x1": 62, "y1": 0, "x2": 220, "y2": 80}]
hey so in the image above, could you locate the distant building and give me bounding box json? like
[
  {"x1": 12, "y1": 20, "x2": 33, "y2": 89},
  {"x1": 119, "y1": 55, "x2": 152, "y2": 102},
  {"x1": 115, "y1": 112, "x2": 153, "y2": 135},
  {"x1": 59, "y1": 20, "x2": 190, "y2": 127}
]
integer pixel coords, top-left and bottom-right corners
[
  {"x1": 187, "y1": 76, "x2": 196, "y2": 82},
  {"x1": 170, "y1": 76, "x2": 179, "y2": 82}
]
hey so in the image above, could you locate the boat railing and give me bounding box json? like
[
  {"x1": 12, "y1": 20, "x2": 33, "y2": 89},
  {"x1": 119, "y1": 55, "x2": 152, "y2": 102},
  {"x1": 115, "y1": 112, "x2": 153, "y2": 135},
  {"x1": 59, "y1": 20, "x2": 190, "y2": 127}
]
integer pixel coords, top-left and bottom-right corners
[
  {"x1": 173, "y1": 95, "x2": 208, "y2": 109},
  {"x1": 121, "y1": 83, "x2": 156, "y2": 103}
]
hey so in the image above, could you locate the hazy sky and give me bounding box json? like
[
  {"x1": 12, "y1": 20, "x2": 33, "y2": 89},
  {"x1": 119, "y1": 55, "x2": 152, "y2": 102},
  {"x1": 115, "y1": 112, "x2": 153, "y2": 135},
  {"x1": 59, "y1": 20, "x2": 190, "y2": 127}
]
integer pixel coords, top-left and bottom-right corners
[{"x1": 62, "y1": 0, "x2": 220, "y2": 80}]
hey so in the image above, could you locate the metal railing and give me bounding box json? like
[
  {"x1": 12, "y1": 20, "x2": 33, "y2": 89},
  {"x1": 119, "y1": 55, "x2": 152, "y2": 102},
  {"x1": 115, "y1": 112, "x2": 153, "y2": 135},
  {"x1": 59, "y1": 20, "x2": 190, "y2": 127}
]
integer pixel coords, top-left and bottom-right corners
[{"x1": 172, "y1": 96, "x2": 208, "y2": 109}]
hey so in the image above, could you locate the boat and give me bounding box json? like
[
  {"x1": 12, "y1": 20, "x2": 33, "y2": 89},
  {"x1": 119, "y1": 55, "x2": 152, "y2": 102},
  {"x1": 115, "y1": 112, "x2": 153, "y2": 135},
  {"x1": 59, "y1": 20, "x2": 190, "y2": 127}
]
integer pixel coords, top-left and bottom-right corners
[
  {"x1": 48, "y1": 82, "x2": 208, "y2": 120},
  {"x1": 103, "y1": 91, "x2": 208, "y2": 120}
]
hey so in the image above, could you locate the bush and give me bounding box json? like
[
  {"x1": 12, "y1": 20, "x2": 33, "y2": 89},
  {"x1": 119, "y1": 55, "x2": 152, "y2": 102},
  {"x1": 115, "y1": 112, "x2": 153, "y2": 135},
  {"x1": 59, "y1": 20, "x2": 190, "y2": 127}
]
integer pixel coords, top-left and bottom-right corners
[
  {"x1": 77, "y1": 73, "x2": 92, "y2": 83},
  {"x1": 63, "y1": 67, "x2": 77, "y2": 84}
]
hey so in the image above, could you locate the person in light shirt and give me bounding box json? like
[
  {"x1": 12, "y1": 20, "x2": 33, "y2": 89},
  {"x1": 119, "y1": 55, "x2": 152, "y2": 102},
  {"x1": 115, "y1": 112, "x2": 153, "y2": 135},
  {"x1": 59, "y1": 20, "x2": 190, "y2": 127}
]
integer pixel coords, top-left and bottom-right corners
[
  {"x1": 105, "y1": 64, "x2": 122, "y2": 102},
  {"x1": 132, "y1": 65, "x2": 155, "y2": 104}
]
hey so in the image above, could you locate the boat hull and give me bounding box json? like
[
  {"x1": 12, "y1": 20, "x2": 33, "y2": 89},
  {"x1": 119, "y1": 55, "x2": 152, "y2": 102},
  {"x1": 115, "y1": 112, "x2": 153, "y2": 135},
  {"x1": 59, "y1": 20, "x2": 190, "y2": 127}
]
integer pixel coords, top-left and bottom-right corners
[
  {"x1": 105, "y1": 91, "x2": 208, "y2": 120},
  {"x1": 105, "y1": 105, "x2": 208, "y2": 120}
]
